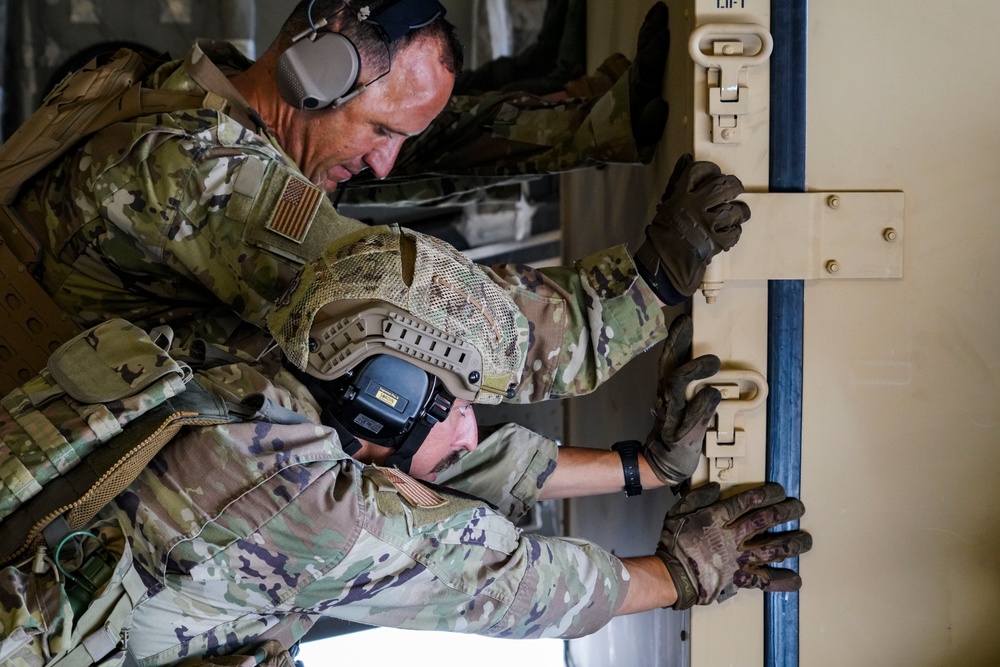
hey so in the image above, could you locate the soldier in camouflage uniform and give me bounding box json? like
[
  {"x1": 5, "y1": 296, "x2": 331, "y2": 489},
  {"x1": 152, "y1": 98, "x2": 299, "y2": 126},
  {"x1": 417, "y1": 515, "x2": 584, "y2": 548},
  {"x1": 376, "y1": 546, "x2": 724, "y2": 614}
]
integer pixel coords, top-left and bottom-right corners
[
  {"x1": 9, "y1": 0, "x2": 745, "y2": 398},
  {"x1": 339, "y1": 1, "x2": 671, "y2": 207},
  {"x1": 0, "y1": 225, "x2": 808, "y2": 666}
]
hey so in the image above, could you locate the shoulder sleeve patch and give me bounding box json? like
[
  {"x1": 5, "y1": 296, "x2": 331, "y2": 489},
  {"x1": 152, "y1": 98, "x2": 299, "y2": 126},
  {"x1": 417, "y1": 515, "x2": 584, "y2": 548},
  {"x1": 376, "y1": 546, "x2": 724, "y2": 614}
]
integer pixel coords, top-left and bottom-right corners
[
  {"x1": 242, "y1": 169, "x2": 324, "y2": 264},
  {"x1": 374, "y1": 467, "x2": 448, "y2": 508},
  {"x1": 267, "y1": 175, "x2": 323, "y2": 243},
  {"x1": 241, "y1": 164, "x2": 368, "y2": 265}
]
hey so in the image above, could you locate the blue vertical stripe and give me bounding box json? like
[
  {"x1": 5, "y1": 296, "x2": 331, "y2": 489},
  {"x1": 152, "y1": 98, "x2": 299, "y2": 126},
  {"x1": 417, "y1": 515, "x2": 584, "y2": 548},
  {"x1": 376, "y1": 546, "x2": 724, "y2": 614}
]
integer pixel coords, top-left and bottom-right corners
[{"x1": 765, "y1": 2, "x2": 808, "y2": 667}]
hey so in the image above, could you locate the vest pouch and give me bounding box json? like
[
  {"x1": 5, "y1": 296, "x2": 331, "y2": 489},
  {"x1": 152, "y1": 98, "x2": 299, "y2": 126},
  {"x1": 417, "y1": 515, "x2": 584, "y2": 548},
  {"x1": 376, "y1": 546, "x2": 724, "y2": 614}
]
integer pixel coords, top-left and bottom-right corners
[
  {"x1": 0, "y1": 522, "x2": 146, "y2": 667},
  {"x1": 46, "y1": 318, "x2": 191, "y2": 405},
  {"x1": 62, "y1": 524, "x2": 146, "y2": 667},
  {"x1": 0, "y1": 319, "x2": 192, "y2": 521}
]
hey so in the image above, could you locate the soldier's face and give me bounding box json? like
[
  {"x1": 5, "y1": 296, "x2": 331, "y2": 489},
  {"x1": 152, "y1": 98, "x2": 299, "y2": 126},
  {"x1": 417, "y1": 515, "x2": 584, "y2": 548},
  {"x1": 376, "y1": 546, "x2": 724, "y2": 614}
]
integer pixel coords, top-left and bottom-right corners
[
  {"x1": 409, "y1": 399, "x2": 478, "y2": 482},
  {"x1": 283, "y1": 37, "x2": 454, "y2": 193}
]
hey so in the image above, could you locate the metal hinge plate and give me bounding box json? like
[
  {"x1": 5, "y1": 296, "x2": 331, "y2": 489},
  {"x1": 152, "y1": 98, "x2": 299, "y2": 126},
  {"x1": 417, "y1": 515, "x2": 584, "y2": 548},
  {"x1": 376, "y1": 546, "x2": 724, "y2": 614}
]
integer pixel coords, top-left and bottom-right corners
[{"x1": 700, "y1": 191, "x2": 905, "y2": 301}]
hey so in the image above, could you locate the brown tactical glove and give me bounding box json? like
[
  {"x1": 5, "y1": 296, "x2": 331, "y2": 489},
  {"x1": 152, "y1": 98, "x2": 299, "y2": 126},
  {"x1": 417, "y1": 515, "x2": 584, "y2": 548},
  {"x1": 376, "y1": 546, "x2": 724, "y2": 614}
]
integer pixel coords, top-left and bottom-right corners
[
  {"x1": 656, "y1": 482, "x2": 812, "y2": 610},
  {"x1": 643, "y1": 315, "x2": 721, "y2": 486},
  {"x1": 634, "y1": 154, "x2": 750, "y2": 305}
]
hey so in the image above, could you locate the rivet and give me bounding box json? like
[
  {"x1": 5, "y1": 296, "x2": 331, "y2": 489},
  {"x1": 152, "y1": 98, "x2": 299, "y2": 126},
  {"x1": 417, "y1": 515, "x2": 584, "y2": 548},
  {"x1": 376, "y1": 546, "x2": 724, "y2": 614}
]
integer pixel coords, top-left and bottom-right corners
[
  {"x1": 883, "y1": 228, "x2": 898, "y2": 242},
  {"x1": 826, "y1": 260, "x2": 841, "y2": 274},
  {"x1": 827, "y1": 195, "x2": 842, "y2": 209},
  {"x1": 723, "y1": 44, "x2": 736, "y2": 55},
  {"x1": 720, "y1": 128, "x2": 735, "y2": 141}
]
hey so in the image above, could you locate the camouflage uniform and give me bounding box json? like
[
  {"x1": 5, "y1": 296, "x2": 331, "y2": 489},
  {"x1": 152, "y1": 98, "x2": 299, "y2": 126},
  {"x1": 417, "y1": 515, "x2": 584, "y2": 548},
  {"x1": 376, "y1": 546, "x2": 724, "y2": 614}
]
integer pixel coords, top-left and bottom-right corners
[
  {"x1": 85, "y1": 360, "x2": 624, "y2": 666},
  {"x1": 340, "y1": 52, "x2": 646, "y2": 207},
  {"x1": 13, "y1": 41, "x2": 666, "y2": 403}
]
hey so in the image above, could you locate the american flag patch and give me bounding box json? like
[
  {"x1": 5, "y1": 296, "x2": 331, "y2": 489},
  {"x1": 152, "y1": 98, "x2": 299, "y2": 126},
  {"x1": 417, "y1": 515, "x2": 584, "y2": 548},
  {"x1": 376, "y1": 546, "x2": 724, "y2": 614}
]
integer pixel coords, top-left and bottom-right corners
[
  {"x1": 266, "y1": 175, "x2": 323, "y2": 243},
  {"x1": 382, "y1": 468, "x2": 448, "y2": 508}
]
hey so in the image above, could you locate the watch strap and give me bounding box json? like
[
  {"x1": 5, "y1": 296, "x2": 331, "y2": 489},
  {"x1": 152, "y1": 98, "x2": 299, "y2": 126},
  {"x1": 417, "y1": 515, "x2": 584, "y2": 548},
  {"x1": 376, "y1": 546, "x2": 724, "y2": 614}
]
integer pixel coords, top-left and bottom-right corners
[{"x1": 611, "y1": 440, "x2": 643, "y2": 497}]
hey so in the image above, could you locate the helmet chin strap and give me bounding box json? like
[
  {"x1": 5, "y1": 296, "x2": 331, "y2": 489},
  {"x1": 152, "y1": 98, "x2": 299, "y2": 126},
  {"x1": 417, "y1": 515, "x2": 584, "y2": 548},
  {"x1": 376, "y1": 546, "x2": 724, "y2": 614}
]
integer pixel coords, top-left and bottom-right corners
[{"x1": 383, "y1": 392, "x2": 453, "y2": 474}]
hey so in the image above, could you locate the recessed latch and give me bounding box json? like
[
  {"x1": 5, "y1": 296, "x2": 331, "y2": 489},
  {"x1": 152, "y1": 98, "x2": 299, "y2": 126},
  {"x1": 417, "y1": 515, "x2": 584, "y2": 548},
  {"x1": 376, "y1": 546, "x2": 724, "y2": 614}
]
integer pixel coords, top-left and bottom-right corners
[
  {"x1": 689, "y1": 23, "x2": 773, "y2": 144},
  {"x1": 687, "y1": 369, "x2": 768, "y2": 483}
]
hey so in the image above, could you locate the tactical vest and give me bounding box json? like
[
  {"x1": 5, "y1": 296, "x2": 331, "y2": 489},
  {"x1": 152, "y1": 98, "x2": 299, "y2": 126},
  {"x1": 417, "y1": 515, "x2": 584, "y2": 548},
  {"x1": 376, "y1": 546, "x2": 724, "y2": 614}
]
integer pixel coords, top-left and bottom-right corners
[
  {"x1": 0, "y1": 46, "x2": 260, "y2": 396},
  {"x1": 0, "y1": 318, "x2": 247, "y2": 564},
  {"x1": 0, "y1": 318, "x2": 282, "y2": 667}
]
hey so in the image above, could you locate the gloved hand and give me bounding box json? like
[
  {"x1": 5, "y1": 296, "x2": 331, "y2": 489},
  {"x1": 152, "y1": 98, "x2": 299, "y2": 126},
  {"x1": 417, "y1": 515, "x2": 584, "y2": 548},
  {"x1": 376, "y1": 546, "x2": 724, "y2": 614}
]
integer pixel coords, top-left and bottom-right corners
[
  {"x1": 634, "y1": 154, "x2": 750, "y2": 304},
  {"x1": 643, "y1": 314, "x2": 721, "y2": 486},
  {"x1": 656, "y1": 482, "x2": 812, "y2": 610}
]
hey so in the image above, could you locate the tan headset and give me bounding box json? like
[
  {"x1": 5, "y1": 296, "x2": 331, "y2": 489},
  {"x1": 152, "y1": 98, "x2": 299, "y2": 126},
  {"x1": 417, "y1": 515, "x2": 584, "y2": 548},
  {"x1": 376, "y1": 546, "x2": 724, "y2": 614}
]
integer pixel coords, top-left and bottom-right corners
[{"x1": 275, "y1": 0, "x2": 446, "y2": 110}]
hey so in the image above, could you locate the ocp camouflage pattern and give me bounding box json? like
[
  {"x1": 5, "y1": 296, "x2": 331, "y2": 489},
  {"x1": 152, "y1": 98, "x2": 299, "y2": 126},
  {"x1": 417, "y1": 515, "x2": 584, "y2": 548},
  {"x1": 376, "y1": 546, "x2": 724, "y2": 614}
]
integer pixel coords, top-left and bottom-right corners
[
  {"x1": 340, "y1": 62, "x2": 644, "y2": 207},
  {"x1": 89, "y1": 360, "x2": 626, "y2": 664},
  {"x1": 0, "y1": 319, "x2": 190, "y2": 522},
  {"x1": 12, "y1": 40, "x2": 666, "y2": 403},
  {"x1": 489, "y1": 243, "x2": 666, "y2": 402},
  {"x1": 267, "y1": 225, "x2": 531, "y2": 404},
  {"x1": 13, "y1": 41, "x2": 367, "y2": 356}
]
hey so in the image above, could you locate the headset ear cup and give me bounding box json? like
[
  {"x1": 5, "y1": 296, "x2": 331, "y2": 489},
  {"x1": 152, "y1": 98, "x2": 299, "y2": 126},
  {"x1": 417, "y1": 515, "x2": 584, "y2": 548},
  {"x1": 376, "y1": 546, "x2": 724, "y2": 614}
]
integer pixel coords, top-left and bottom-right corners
[{"x1": 276, "y1": 31, "x2": 361, "y2": 109}]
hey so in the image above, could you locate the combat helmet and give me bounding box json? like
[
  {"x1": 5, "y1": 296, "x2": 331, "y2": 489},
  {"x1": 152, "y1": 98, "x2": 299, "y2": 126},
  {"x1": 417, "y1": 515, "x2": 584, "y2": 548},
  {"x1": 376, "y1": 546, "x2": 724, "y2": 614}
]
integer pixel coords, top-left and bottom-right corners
[{"x1": 267, "y1": 224, "x2": 529, "y2": 472}]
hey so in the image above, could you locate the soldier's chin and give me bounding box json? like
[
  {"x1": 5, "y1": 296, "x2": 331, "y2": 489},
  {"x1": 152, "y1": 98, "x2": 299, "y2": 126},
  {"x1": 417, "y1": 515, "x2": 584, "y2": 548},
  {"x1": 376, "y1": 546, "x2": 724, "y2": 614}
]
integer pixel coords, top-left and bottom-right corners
[
  {"x1": 318, "y1": 177, "x2": 339, "y2": 194},
  {"x1": 323, "y1": 166, "x2": 353, "y2": 192}
]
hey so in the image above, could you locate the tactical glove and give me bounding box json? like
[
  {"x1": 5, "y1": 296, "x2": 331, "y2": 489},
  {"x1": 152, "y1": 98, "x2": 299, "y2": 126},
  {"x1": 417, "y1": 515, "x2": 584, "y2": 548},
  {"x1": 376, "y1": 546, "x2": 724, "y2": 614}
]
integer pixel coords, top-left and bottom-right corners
[
  {"x1": 643, "y1": 315, "x2": 721, "y2": 486},
  {"x1": 635, "y1": 154, "x2": 750, "y2": 304},
  {"x1": 656, "y1": 482, "x2": 812, "y2": 610}
]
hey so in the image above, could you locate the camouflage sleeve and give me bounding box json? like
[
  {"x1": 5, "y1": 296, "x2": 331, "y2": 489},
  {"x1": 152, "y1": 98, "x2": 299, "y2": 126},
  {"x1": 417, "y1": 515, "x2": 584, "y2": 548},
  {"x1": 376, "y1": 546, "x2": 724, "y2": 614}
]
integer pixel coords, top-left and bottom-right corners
[
  {"x1": 485, "y1": 244, "x2": 667, "y2": 402},
  {"x1": 93, "y1": 366, "x2": 626, "y2": 659},
  {"x1": 301, "y1": 465, "x2": 630, "y2": 639},
  {"x1": 339, "y1": 72, "x2": 641, "y2": 207},
  {"x1": 26, "y1": 113, "x2": 364, "y2": 347},
  {"x1": 433, "y1": 422, "x2": 559, "y2": 522}
]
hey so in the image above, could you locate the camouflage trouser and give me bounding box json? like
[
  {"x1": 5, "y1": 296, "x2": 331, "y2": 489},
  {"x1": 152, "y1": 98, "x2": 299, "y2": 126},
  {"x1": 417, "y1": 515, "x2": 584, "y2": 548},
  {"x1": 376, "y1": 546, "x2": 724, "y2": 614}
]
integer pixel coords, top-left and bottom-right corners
[{"x1": 340, "y1": 71, "x2": 644, "y2": 207}]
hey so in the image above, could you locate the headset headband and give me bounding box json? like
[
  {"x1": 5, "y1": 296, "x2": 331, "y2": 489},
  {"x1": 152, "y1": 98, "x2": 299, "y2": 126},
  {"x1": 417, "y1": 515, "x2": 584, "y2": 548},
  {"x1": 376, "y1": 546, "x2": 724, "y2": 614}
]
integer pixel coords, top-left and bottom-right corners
[
  {"x1": 364, "y1": 0, "x2": 446, "y2": 41},
  {"x1": 277, "y1": 0, "x2": 447, "y2": 110}
]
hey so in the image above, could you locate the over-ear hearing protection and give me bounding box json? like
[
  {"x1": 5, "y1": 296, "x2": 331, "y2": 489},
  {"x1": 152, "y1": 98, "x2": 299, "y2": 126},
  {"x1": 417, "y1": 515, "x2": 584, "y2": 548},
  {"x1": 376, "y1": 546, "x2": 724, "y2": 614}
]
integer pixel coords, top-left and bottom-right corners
[{"x1": 276, "y1": 0, "x2": 446, "y2": 110}]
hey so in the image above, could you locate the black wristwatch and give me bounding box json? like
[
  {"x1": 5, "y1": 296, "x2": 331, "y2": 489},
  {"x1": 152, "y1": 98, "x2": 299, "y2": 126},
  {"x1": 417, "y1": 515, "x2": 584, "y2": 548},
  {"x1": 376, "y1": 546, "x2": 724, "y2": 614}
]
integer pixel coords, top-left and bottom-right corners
[{"x1": 611, "y1": 440, "x2": 643, "y2": 497}]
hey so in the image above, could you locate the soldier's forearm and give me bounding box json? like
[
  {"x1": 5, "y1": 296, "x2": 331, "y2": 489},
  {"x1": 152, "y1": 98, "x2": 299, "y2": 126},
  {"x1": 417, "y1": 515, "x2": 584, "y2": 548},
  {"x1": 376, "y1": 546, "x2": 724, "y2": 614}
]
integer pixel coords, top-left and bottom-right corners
[
  {"x1": 616, "y1": 556, "x2": 677, "y2": 615},
  {"x1": 538, "y1": 446, "x2": 666, "y2": 500}
]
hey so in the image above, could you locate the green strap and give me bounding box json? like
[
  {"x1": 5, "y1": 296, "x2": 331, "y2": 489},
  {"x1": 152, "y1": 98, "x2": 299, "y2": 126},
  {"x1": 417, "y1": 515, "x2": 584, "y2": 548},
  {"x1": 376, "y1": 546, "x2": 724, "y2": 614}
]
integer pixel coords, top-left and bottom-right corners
[
  {"x1": 52, "y1": 562, "x2": 147, "y2": 667},
  {"x1": 0, "y1": 380, "x2": 236, "y2": 565}
]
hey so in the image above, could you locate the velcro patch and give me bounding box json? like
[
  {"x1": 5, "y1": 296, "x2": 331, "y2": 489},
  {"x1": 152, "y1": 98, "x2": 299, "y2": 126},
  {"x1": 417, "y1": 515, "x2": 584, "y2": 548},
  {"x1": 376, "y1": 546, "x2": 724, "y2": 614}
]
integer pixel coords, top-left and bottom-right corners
[
  {"x1": 380, "y1": 468, "x2": 447, "y2": 508},
  {"x1": 266, "y1": 175, "x2": 323, "y2": 243}
]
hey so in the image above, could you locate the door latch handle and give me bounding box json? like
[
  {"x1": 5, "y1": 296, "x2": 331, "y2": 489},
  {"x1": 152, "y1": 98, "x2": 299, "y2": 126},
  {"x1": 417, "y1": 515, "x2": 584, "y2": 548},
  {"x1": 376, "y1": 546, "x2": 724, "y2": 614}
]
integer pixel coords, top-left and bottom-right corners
[
  {"x1": 687, "y1": 369, "x2": 768, "y2": 483},
  {"x1": 688, "y1": 23, "x2": 773, "y2": 144}
]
